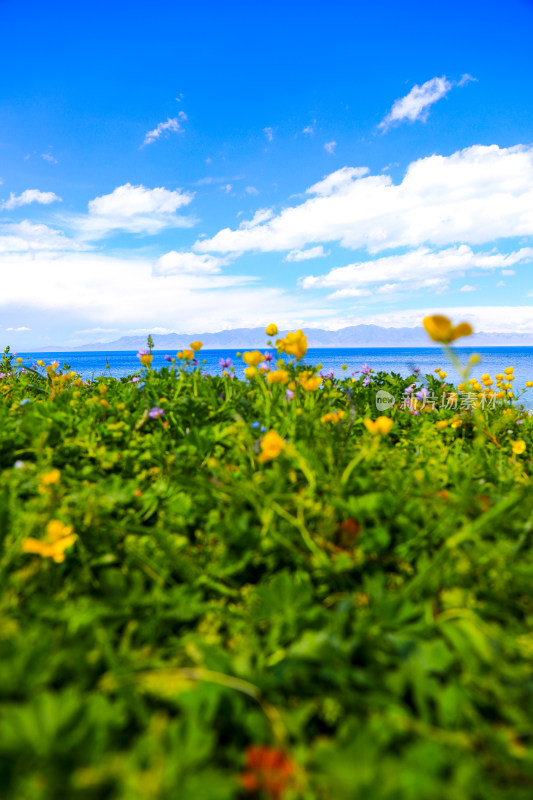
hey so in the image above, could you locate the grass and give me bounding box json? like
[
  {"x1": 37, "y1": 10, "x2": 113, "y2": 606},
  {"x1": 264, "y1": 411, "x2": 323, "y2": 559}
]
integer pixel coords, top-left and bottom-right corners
[{"x1": 0, "y1": 332, "x2": 532, "y2": 800}]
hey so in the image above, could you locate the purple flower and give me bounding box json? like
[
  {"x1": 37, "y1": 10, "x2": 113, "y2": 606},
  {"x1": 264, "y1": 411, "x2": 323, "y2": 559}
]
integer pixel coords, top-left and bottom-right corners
[
  {"x1": 404, "y1": 383, "x2": 416, "y2": 395},
  {"x1": 263, "y1": 351, "x2": 273, "y2": 362},
  {"x1": 361, "y1": 363, "x2": 371, "y2": 375},
  {"x1": 320, "y1": 369, "x2": 335, "y2": 379},
  {"x1": 219, "y1": 357, "x2": 233, "y2": 370},
  {"x1": 286, "y1": 388, "x2": 295, "y2": 401},
  {"x1": 148, "y1": 407, "x2": 164, "y2": 419},
  {"x1": 130, "y1": 376, "x2": 141, "y2": 383},
  {"x1": 413, "y1": 367, "x2": 421, "y2": 375},
  {"x1": 137, "y1": 348, "x2": 150, "y2": 357},
  {"x1": 362, "y1": 375, "x2": 371, "y2": 387},
  {"x1": 164, "y1": 354, "x2": 173, "y2": 361},
  {"x1": 416, "y1": 388, "x2": 430, "y2": 401},
  {"x1": 259, "y1": 361, "x2": 271, "y2": 371}
]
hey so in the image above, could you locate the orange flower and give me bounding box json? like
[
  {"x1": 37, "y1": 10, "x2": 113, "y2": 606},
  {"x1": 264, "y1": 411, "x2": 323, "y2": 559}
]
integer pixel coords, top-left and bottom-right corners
[
  {"x1": 21, "y1": 519, "x2": 77, "y2": 564},
  {"x1": 423, "y1": 315, "x2": 473, "y2": 344},
  {"x1": 257, "y1": 431, "x2": 286, "y2": 462},
  {"x1": 277, "y1": 330, "x2": 308, "y2": 359},
  {"x1": 364, "y1": 416, "x2": 393, "y2": 435},
  {"x1": 266, "y1": 323, "x2": 278, "y2": 337},
  {"x1": 240, "y1": 745, "x2": 295, "y2": 799},
  {"x1": 190, "y1": 341, "x2": 203, "y2": 352}
]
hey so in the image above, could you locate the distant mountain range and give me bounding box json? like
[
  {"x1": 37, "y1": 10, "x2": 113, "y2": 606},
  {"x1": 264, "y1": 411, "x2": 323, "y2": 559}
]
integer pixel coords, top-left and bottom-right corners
[{"x1": 39, "y1": 324, "x2": 533, "y2": 351}]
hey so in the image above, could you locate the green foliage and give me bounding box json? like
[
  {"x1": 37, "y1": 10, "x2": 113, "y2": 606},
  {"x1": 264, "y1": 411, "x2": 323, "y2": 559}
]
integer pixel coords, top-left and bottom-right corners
[{"x1": 0, "y1": 354, "x2": 532, "y2": 799}]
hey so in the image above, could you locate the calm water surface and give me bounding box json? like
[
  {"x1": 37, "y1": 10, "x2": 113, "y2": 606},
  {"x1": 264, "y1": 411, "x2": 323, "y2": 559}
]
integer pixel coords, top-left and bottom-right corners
[{"x1": 17, "y1": 347, "x2": 533, "y2": 407}]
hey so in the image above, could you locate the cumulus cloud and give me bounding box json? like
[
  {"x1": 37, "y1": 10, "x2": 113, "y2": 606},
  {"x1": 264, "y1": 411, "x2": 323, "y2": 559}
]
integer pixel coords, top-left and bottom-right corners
[
  {"x1": 301, "y1": 245, "x2": 533, "y2": 297},
  {"x1": 0, "y1": 221, "x2": 83, "y2": 253},
  {"x1": 153, "y1": 251, "x2": 230, "y2": 276},
  {"x1": 142, "y1": 112, "x2": 187, "y2": 147},
  {"x1": 6, "y1": 326, "x2": 31, "y2": 331},
  {"x1": 195, "y1": 145, "x2": 533, "y2": 256},
  {"x1": 1, "y1": 189, "x2": 62, "y2": 210},
  {"x1": 72, "y1": 183, "x2": 195, "y2": 238},
  {"x1": 285, "y1": 246, "x2": 328, "y2": 262},
  {"x1": 42, "y1": 153, "x2": 58, "y2": 164},
  {"x1": 324, "y1": 141, "x2": 337, "y2": 154},
  {"x1": 460, "y1": 284, "x2": 476, "y2": 292}
]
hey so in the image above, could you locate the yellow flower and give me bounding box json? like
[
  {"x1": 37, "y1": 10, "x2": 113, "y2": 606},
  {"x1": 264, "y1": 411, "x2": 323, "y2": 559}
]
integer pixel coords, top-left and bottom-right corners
[
  {"x1": 40, "y1": 469, "x2": 61, "y2": 487},
  {"x1": 21, "y1": 519, "x2": 77, "y2": 563},
  {"x1": 423, "y1": 315, "x2": 473, "y2": 344},
  {"x1": 37, "y1": 360, "x2": 45, "y2": 367},
  {"x1": 438, "y1": 371, "x2": 447, "y2": 380},
  {"x1": 364, "y1": 416, "x2": 393, "y2": 435},
  {"x1": 190, "y1": 341, "x2": 203, "y2": 352},
  {"x1": 266, "y1": 323, "x2": 278, "y2": 336},
  {"x1": 504, "y1": 366, "x2": 514, "y2": 374},
  {"x1": 139, "y1": 354, "x2": 153, "y2": 367},
  {"x1": 266, "y1": 369, "x2": 290, "y2": 385},
  {"x1": 242, "y1": 350, "x2": 264, "y2": 367},
  {"x1": 435, "y1": 420, "x2": 448, "y2": 430},
  {"x1": 526, "y1": 381, "x2": 533, "y2": 388},
  {"x1": 277, "y1": 330, "x2": 308, "y2": 359},
  {"x1": 244, "y1": 366, "x2": 258, "y2": 379},
  {"x1": 512, "y1": 440, "x2": 526, "y2": 455},
  {"x1": 321, "y1": 410, "x2": 345, "y2": 424},
  {"x1": 257, "y1": 430, "x2": 286, "y2": 462},
  {"x1": 457, "y1": 382, "x2": 466, "y2": 391},
  {"x1": 451, "y1": 420, "x2": 462, "y2": 429},
  {"x1": 300, "y1": 374, "x2": 321, "y2": 391}
]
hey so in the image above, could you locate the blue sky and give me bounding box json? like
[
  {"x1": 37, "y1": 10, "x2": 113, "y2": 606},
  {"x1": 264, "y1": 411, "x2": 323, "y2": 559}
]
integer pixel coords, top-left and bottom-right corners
[{"x1": 1, "y1": 0, "x2": 533, "y2": 349}]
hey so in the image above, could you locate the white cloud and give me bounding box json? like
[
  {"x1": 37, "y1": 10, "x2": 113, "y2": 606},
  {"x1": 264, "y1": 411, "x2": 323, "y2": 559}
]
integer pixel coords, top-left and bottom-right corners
[
  {"x1": 42, "y1": 153, "x2": 58, "y2": 164},
  {"x1": 354, "y1": 306, "x2": 533, "y2": 334},
  {"x1": 458, "y1": 73, "x2": 477, "y2": 87},
  {"x1": 263, "y1": 127, "x2": 274, "y2": 142},
  {"x1": 6, "y1": 326, "x2": 31, "y2": 331},
  {"x1": 285, "y1": 246, "x2": 328, "y2": 262},
  {"x1": 301, "y1": 245, "x2": 533, "y2": 296},
  {"x1": 1, "y1": 189, "x2": 62, "y2": 210},
  {"x1": 72, "y1": 183, "x2": 195, "y2": 238},
  {"x1": 142, "y1": 112, "x2": 187, "y2": 147},
  {"x1": 379, "y1": 76, "x2": 452, "y2": 130},
  {"x1": 245, "y1": 186, "x2": 259, "y2": 195},
  {"x1": 0, "y1": 250, "x2": 332, "y2": 336},
  {"x1": 153, "y1": 250, "x2": 230, "y2": 276},
  {"x1": 0, "y1": 221, "x2": 83, "y2": 253},
  {"x1": 324, "y1": 141, "x2": 337, "y2": 154},
  {"x1": 460, "y1": 284, "x2": 476, "y2": 292},
  {"x1": 195, "y1": 145, "x2": 533, "y2": 255},
  {"x1": 501, "y1": 269, "x2": 515, "y2": 275},
  {"x1": 302, "y1": 121, "x2": 316, "y2": 135}
]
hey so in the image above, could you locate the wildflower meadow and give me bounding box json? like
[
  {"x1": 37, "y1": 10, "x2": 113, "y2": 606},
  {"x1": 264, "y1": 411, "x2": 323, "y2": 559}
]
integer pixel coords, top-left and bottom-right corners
[{"x1": 1, "y1": 317, "x2": 533, "y2": 799}]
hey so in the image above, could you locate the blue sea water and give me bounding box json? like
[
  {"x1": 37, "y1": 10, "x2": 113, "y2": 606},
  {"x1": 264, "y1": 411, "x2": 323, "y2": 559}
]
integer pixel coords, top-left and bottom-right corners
[{"x1": 15, "y1": 346, "x2": 533, "y2": 408}]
